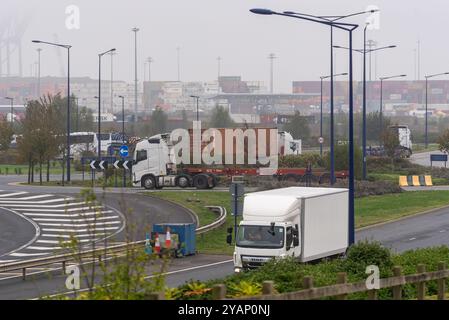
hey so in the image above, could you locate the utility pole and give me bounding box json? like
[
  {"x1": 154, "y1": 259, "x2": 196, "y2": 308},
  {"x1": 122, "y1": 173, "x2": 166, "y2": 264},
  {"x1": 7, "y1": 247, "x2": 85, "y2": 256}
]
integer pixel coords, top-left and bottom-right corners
[
  {"x1": 217, "y1": 56, "x2": 222, "y2": 81},
  {"x1": 268, "y1": 53, "x2": 276, "y2": 93},
  {"x1": 36, "y1": 48, "x2": 42, "y2": 98},
  {"x1": 417, "y1": 40, "x2": 421, "y2": 81},
  {"x1": 147, "y1": 57, "x2": 153, "y2": 112},
  {"x1": 110, "y1": 50, "x2": 116, "y2": 114},
  {"x1": 132, "y1": 27, "x2": 139, "y2": 122},
  {"x1": 177, "y1": 46, "x2": 181, "y2": 81}
]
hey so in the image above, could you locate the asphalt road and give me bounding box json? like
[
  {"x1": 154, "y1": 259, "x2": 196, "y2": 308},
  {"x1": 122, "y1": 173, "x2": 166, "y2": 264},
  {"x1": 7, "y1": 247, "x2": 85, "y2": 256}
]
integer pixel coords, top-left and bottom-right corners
[{"x1": 410, "y1": 150, "x2": 448, "y2": 168}]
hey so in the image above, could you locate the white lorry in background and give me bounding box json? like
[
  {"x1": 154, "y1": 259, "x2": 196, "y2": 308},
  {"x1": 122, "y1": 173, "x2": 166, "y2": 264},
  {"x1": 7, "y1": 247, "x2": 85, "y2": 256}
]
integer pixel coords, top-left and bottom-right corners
[
  {"x1": 231, "y1": 187, "x2": 349, "y2": 272},
  {"x1": 390, "y1": 125, "x2": 413, "y2": 158}
]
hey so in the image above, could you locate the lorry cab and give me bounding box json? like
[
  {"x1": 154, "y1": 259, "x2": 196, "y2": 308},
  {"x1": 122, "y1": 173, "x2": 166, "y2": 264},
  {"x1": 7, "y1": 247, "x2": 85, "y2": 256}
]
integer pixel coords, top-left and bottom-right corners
[
  {"x1": 234, "y1": 220, "x2": 300, "y2": 272},
  {"x1": 233, "y1": 187, "x2": 349, "y2": 273},
  {"x1": 132, "y1": 135, "x2": 176, "y2": 188}
]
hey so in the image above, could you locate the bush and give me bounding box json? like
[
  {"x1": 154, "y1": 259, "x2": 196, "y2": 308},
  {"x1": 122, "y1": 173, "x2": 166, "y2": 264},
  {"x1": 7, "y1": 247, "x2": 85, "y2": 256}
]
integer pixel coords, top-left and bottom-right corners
[
  {"x1": 279, "y1": 153, "x2": 324, "y2": 168},
  {"x1": 334, "y1": 180, "x2": 403, "y2": 198},
  {"x1": 324, "y1": 144, "x2": 363, "y2": 179},
  {"x1": 180, "y1": 244, "x2": 449, "y2": 300},
  {"x1": 343, "y1": 241, "x2": 393, "y2": 278}
]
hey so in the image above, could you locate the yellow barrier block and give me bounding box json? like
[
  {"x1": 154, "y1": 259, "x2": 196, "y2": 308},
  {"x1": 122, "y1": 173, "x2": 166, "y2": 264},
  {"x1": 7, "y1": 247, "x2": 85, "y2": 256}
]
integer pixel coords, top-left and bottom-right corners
[
  {"x1": 412, "y1": 176, "x2": 420, "y2": 186},
  {"x1": 425, "y1": 175, "x2": 433, "y2": 186},
  {"x1": 399, "y1": 176, "x2": 409, "y2": 187}
]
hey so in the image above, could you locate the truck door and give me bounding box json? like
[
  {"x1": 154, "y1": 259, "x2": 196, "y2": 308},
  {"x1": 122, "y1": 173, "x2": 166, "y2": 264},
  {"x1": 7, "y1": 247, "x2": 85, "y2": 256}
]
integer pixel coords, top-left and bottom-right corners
[{"x1": 286, "y1": 227, "x2": 295, "y2": 256}]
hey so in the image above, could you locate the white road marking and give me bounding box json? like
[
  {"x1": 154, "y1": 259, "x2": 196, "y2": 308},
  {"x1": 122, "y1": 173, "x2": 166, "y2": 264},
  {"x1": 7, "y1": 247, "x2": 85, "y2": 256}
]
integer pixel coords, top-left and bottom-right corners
[
  {"x1": 409, "y1": 237, "x2": 417, "y2": 241},
  {"x1": 27, "y1": 246, "x2": 62, "y2": 250},
  {"x1": 0, "y1": 192, "x2": 28, "y2": 198},
  {"x1": 0, "y1": 194, "x2": 54, "y2": 201},
  {"x1": 39, "y1": 221, "x2": 121, "y2": 227},
  {"x1": 10, "y1": 252, "x2": 50, "y2": 257},
  {"x1": 42, "y1": 226, "x2": 119, "y2": 233},
  {"x1": 37, "y1": 239, "x2": 102, "y2": 244},
  {"x1": 0, "y1": 198, "x2": 72, "y2": 205},
  {"x1": 33, "y1": 216, "x2": 119, "y2": 223},
  {"x1": 16, "y1": 206, "x2": 103, "y2": 212},
  {"x1": 23, "y1": 210, "x2": 114, "y2": 217},
  {"x1": 40, "y1": 233, "x2": 109, "y2": 238},
  {"x1": 440, "y1": 230, "x2": 446, "y2": 233}
]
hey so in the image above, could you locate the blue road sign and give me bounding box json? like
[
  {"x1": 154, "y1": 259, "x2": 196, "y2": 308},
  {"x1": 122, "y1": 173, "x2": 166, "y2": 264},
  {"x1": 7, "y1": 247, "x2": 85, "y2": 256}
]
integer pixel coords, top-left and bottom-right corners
[
  {"x1": 119, "y1": 145, "x2": 129, "y2": 157},
  {"x1": 430, "y1": 154, "x2": 448, "y2": 162}
]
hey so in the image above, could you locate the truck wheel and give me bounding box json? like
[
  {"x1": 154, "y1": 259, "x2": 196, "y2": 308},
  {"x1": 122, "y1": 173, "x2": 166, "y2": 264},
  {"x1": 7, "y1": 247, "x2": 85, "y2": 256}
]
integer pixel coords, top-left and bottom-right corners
[
  {"x1": 176, "y1": 175, "x2": 191, "y2": 188},
  {"x1": 207, "y1": 174, "x2": 218, "y2": 188},
  {"x1": 142, "y1": 175, "x2": 156, "y2": 190},
  {"x1": 193, "y1": 174, "x2": 209, "y2": 190},
  {"x1": 319, "y1": 173, "x2": 331, "y2": 185}
]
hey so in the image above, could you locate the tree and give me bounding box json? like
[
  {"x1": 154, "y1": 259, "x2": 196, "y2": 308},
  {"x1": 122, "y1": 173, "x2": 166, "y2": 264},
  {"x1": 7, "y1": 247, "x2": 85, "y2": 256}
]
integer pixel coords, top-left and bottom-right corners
[
  {"x1": 0, "y1": 119, "x2": 14, "y2": 151},
  {"x1": 149, "y1": 107, "x2": 168, "y2": 136},
  {"x1": 381, "y1": 127, "x2": 399, "y2": 159},
  {"x1": 367, "y1": 112, "x2": 391, "y2": 143},
  {"x1": 437, "y1": 129, "x2": 449, "y2": 154},
  {"x1": 209, "y1": 105, "x2": 234, "y2": 128},
  {"x1": 324, "y1": 143, "x2": 363, "y2": 179},
  {"x1": 283, "y1": 111, "x2": 310, "y2": 141},
  {"x1": 17, "y1": 95, "x2": 65, "y2": 184}
]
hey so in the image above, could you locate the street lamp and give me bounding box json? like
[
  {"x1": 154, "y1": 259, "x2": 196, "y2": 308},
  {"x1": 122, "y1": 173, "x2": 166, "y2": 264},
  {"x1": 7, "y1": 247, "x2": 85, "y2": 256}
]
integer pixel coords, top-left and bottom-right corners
[
  {"x1": 98, "y1": 48, "x2": 117, "y2": 160},
  {"x1": 32, "y1": 40, "x2": 72, "y2": 182},
  {"x1": 320, "y1": 72, "x2": 347, "y2": 157},
  {"x1": 118, "y1": 95, "x2": 126, "y2": 188},
  {"x1": 281, "y1": 8, "x2": 376, "y2": 186},
  {"x1": 132, "y1": 27, "x2": 140, "y2": 122},
  {"x1": 190, "y1": 95, "x2": 200, "y2": 121},
  {"x1": 250, "y1": 7, "x2": 359, "y2": 245},
  {"x1": 4, "y1": 97, "x2": 13, "y2": 123},
  {"x1": 334, "y1": 35, "x2": 396, "y2": 180},
  {"x1": 425, "y1": 72, "x2": 449, "y2": 148},
  {"x1": 379, "y1": 74, "x2": 407, "y2": 137},
  {"x1": 118, "y1": 95, "x2": 126, "y2": 144}
]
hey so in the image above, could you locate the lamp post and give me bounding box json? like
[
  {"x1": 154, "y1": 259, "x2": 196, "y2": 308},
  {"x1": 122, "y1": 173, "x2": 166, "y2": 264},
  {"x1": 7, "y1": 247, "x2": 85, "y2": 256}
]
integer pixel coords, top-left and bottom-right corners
[
  {"x1": 98, "y1": 48, "x2": 116, "y2": 160},
  {"x1": 282, "y1": 9, "x2": 376, "y2": 185},
  {"x1": 425, "y1": 72, "x2": 449, "y2": 148},
  {"x1": 118, "y1": 95, "x2": 126, "y2": 187},
  {"x1": 334, "y1": 38, "x2": 396, "y2": 180},
  {"x1": 190, "y1": 95, "x2": 200, "y2": 121},
  {"x1": 36, "y1": 48, "x2": 42, "y2": 98},
  {"x1": 250, "y1": 7, "x2": 359, "y2": 245},
  {"x1": 4, "y1": 97, "x2": 13, "y2": 124},
  {"x1": 379, "y1": 74, "x2": 407, "y2": 139},
  {"x1": 320, "y1": 72, "x2": 347, "y2": 157},
  {"x1": 32, "y1": 40, "x2": 72, "y2": 182},
  {"x1": 147, "y1": 57, "x2": 153, "y2": 112},
  {"x1": 132, "y1": 27, "x2": 139, "y2": 122}
]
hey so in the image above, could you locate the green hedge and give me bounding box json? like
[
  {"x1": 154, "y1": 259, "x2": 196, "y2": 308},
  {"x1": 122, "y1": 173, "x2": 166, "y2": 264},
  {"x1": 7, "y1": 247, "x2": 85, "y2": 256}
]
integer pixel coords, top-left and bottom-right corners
[{"x1": 171, "y1": 242, "x2": 449, "y2": 300}]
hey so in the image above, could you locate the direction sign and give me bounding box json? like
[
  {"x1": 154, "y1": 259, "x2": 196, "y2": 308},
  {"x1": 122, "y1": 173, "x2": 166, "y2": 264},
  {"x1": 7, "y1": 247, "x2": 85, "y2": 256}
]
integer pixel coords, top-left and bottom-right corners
[
  {"x1": 229, "y1": 183, "x2": 245, "y2": 197},
  {"x1": 119, "y1": 145, "x2": 129, "y2": 157},
  {"x1": 230, "y1": 198, "x2": 244, "y2": 216},
  {"x1": 113, "y1": 160, "x2": 133, "y2": 170},
  {"x1": 90, "y1": 160, "x2": 108, "y2": 170}
]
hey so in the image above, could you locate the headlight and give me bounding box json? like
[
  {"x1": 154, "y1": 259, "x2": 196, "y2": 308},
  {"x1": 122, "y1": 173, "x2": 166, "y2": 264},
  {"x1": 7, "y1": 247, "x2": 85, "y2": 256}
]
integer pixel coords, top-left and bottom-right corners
[{"x1": 234, "y1": 267, "x2": 242, "y2": 273}]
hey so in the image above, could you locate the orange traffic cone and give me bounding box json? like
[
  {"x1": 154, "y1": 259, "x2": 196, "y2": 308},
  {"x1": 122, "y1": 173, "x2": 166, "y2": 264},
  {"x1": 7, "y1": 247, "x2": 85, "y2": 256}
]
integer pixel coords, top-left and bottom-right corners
[
  {"x1": 154, "y1": 233, "x2": 161, "y2": 253},
  {"x1": 165, "y1": 228, "x2": 171, "y2": 249}
]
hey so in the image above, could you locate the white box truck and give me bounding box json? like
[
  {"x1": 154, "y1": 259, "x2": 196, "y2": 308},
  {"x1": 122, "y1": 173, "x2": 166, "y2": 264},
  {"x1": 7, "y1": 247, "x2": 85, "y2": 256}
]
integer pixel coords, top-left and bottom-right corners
[{"x1": 233, "y1": 187, "x2": 349, "y2": 272}]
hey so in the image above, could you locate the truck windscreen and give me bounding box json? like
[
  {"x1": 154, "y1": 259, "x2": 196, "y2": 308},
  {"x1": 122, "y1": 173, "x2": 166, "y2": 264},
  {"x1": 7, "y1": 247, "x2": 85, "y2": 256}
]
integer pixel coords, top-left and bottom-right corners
[{"x1": 236, "y1": 225, "x2": 284, "y2": 249}]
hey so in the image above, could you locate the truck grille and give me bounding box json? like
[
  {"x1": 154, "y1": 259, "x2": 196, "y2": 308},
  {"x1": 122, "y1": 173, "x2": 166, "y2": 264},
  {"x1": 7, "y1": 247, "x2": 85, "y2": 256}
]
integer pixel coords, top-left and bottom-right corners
[{"x1": 241, "y1": 256, "x2": 274, "y2": 269}]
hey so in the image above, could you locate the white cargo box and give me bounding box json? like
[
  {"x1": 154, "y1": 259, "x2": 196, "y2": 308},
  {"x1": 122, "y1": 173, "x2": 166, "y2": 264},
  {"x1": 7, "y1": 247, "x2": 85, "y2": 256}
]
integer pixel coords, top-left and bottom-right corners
[{"x1": 243, "y1": 187, "x2": 349, "y2": 262}]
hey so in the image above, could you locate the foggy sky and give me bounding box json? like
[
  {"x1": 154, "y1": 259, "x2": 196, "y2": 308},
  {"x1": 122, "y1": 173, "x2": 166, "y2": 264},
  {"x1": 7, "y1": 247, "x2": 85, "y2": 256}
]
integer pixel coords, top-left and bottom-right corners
[{"x1": 2, "y1": 0, "x2": 448, "y2": 92}]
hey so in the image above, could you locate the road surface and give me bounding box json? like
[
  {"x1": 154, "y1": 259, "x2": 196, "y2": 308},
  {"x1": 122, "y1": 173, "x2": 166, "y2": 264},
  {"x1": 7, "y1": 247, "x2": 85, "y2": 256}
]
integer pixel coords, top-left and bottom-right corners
[{"x1": 410, "y1": 150, "x2": 447, "y2": 168}]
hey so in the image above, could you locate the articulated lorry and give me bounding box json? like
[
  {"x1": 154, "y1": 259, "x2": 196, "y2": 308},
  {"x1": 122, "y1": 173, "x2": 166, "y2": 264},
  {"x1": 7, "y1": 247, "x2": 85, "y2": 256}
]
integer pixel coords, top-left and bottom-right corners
[
  {"x1": 131, "y1": 130, "x2": 348, "y2": 190},
  {"x1": 232, "y1": 187, "x2": 349, "y2": 272}
]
